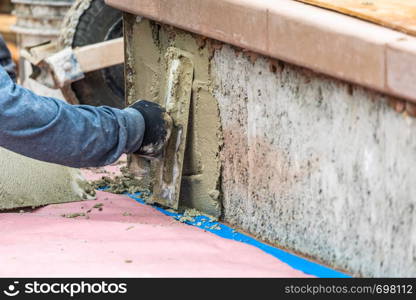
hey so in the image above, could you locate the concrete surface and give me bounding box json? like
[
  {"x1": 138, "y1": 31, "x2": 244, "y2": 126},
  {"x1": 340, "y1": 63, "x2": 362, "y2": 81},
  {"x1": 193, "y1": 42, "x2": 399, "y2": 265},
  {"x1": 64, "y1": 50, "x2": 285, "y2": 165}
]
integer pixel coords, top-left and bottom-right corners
[
  {"x1": 212, "y1": 46, "x2": 416, "y2": 277},
  {"x1": 0, "y1": 148, "x2": 93, "y2": 210}
]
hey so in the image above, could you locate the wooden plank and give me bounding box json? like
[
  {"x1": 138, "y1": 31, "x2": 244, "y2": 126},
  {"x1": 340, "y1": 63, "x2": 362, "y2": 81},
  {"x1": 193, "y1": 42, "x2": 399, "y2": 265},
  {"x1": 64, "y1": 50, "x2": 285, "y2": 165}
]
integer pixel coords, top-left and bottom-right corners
[
  {"x1": 0, "y1": 14, "x2": 15, "y2": 33},
  {"x1": 295, "y1": 0, "x2": 416, "y2": 36},
  {"x1": 0, "y1": 14, "x2": 18, "y2": 62},
  {"x1": 0, "y1": 147, "x2": 94, "y2": 211},
  {"x1": 75, "y1": 37, "x2": 124, "y2": 73}
]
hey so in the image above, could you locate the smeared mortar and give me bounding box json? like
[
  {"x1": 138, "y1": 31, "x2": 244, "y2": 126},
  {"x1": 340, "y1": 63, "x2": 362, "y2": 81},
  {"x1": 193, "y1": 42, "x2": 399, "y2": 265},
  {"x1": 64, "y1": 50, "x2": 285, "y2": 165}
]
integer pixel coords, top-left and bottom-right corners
[
  {"x1": 124, "y1": 16, "x2": 223, "y2": 217},
  {"x1": 91, "y1": 166, "x2": 152, "y2": 202},
  {"x1": 151, "y1": 47, "x2": 193, "y2": 209}
]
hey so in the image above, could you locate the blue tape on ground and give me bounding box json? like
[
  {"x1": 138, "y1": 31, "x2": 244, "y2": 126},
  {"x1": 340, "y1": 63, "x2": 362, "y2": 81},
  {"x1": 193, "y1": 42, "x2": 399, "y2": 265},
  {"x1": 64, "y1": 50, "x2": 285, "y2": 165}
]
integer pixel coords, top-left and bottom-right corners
[{"x1": 122, "y1": 192, "x2": 350, "y2": 278}]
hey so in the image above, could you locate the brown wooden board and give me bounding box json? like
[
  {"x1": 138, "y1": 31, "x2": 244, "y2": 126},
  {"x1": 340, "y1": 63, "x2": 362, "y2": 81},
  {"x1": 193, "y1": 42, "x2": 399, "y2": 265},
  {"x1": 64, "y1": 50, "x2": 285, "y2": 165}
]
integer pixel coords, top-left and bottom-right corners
[
  {"x1": 296, "y1": 0, "x2": 416, "y2": 36},
  {"x1": 0, "y1": 14, "x2": 18, "y2": 61}
]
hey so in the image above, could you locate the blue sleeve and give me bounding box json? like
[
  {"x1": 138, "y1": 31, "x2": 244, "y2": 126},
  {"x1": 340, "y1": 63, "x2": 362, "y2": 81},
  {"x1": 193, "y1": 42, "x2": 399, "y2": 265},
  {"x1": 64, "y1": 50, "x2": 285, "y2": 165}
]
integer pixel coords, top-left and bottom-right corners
[{"x1": 0, "y1": 66, "x2": 144, "y2": 167}]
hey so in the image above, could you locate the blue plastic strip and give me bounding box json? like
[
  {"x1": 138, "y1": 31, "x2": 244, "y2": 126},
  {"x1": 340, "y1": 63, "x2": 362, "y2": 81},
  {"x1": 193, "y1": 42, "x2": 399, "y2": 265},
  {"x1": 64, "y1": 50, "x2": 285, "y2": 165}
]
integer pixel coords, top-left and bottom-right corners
[{"x1": 100, "y1": 187, "x2": 349, "y2": 278}]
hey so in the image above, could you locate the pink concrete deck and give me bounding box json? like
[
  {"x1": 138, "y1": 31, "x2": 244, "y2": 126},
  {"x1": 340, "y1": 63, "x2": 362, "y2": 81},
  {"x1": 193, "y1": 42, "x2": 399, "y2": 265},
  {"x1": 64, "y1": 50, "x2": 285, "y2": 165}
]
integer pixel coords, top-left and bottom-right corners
[
  {"x1": 0, "y1": 192, "x2": 312, "y2": 277},
  {"x1": 0, "y1": 161, "x2": 312, "y2": 277}
]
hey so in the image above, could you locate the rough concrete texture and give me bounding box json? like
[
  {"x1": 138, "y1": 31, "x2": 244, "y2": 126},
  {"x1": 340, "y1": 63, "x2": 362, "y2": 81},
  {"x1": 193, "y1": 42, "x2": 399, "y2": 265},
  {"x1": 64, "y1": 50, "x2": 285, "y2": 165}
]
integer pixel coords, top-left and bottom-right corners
[
  {"x1": 212, "y1": 46, "x2": 416, "y2": 277},
  {"x1": 124, "y1": 16, "x2": 222, "y2": 217},
  {"x1": 0, "y1": 148, "x2": 93, "y2": 210}
]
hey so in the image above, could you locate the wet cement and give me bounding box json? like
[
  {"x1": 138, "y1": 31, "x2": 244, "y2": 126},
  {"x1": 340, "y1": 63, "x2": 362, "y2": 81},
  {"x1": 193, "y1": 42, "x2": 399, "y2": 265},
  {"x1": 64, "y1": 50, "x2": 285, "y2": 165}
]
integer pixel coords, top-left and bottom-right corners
[
  {"x1": 58, "y1": 0, "x2": 93, "y2": 48},
  {"x1": 91, "y1": 166, "x2": 152, "y2": 202},
  {"x1": 0, "y1": 148, "x2": 94, "y2": 210},
  {"x1": 124, "y1": 16, "x2": 223, "y2": 217},
  {"x1": 120, "y1": 14, "x2": 416, "y2": 276}
]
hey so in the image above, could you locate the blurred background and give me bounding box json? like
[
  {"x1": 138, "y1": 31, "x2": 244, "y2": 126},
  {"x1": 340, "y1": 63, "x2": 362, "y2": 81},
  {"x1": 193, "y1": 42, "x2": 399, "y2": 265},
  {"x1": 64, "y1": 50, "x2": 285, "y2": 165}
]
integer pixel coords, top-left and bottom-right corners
[{"x1": 0, "y1": 0, "x2": 18, "y2": 67}]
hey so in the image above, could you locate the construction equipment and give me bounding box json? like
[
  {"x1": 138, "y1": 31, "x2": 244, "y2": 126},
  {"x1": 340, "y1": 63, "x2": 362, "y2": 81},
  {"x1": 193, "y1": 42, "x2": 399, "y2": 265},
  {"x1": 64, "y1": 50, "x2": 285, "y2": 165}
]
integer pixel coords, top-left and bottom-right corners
[
  {"x1": 0, "y1": 12, "x2": 18, "y2": 63},
  {"x1": 0, "y1": 0, "x2": 123, "y2": 211},
  {"x1": 21, "y1": 37, "x2": 123, "y2": 99},
  {"x1": 22, "y1": 0, "x2": 125, "y2": 107}
]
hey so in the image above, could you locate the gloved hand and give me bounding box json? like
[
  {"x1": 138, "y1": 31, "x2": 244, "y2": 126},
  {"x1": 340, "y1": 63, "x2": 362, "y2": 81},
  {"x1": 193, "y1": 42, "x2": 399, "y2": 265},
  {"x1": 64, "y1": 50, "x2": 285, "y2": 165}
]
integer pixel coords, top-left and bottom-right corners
[{"x1": 129, "y1": 100, "x2": 172, "y2": 158}]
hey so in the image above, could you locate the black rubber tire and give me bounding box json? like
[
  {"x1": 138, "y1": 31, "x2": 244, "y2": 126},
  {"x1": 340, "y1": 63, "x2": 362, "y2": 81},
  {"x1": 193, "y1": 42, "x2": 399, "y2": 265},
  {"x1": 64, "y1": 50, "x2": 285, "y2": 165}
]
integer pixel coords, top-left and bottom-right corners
[{"x1": 70, "y1": 0, "x2": 125, "y2": 108}]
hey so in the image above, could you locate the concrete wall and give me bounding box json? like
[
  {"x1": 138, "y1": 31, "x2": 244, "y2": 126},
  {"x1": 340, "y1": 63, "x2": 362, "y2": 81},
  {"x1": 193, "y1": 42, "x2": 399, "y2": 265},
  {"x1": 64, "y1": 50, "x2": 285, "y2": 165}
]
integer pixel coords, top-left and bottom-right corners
[
  {"x1": 213, "y1": 46, "x2": 416, "y2": 277},
  {"x1": 127, "y1": 17, "x2": 416, "y2": 277}
]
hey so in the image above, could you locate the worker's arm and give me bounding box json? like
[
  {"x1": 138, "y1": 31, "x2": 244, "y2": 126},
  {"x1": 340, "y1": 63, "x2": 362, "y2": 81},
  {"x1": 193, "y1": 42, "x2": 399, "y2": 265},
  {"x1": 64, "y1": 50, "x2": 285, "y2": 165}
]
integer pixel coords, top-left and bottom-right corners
[
  {"x1": 0, "y1": 35, "x2": 16, "y2": 81},
  {"x1": 0, "y1": 66, "x2": 145, "y2": 168}
]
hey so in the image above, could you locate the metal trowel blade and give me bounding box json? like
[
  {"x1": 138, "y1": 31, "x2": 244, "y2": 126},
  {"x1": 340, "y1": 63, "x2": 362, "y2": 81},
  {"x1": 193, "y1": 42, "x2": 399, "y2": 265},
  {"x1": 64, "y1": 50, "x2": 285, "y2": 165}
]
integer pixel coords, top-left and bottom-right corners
[{"x1": 151, "y1": 48, "x2": 194, "y2": 209}]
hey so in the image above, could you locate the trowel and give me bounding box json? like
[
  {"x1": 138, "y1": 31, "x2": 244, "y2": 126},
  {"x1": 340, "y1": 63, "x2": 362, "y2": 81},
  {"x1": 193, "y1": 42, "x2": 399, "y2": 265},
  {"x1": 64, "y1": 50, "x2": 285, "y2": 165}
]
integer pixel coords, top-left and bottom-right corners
[{"x1": 148, "y1": 47, "x2": 194, "y2": 209}]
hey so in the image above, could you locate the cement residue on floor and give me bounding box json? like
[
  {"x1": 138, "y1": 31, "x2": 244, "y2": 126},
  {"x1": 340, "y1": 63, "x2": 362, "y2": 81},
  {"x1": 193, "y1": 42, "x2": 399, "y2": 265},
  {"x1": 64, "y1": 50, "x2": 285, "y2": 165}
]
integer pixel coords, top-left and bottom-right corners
[{"x1": 90, "y1": 166, "x2": 152, "y2": 202}]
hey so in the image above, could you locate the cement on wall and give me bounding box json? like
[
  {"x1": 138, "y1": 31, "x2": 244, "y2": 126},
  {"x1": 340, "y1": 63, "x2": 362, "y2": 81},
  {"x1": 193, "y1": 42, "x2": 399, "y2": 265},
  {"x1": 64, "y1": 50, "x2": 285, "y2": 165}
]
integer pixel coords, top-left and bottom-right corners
[
  {"x1": 212, "y1": 46, "x2": 416, "y2": 277},
  {"x1": 0, "y1": 148, "x2": 93, "y2": 210},
  {"x1": 124, "y1": 16, "x2": 222, "y2": 217}
]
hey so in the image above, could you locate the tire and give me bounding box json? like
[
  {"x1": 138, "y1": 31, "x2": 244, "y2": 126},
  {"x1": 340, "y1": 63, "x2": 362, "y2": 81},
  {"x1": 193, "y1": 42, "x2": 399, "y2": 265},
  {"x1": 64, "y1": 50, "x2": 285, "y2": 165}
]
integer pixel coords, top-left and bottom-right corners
[{"x1": 66, "y1": 0, "x2": 125, "y2": 108}]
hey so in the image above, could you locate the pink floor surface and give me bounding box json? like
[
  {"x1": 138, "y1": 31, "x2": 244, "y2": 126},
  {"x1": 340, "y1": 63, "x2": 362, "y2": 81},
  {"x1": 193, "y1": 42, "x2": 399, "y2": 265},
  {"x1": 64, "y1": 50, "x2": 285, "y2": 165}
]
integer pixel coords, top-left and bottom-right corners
[{"x1": 0, "y1": 163, "x2": 312, "y2": 278}]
